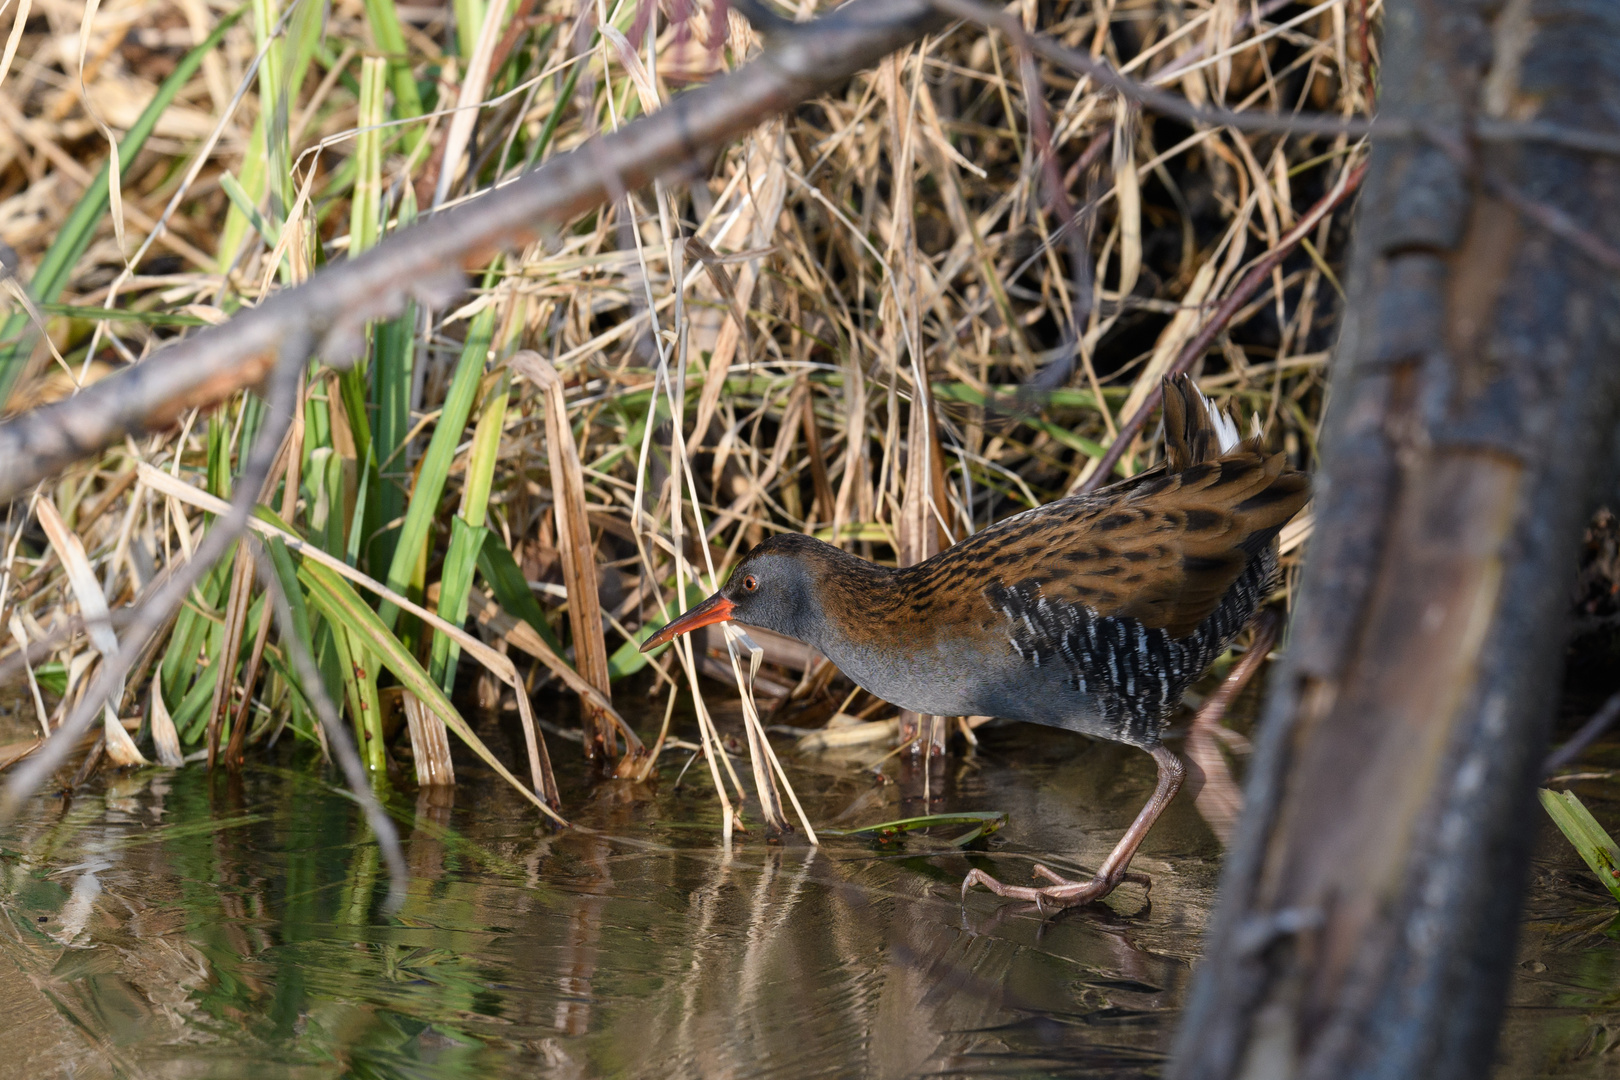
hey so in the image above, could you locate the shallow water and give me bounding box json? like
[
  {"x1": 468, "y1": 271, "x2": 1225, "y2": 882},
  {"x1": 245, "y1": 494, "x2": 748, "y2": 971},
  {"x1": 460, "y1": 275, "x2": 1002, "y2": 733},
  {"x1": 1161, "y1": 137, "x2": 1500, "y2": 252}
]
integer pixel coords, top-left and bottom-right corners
[{"x1": 2, "y1": 704, "x2": 1618, "y2": 1079}]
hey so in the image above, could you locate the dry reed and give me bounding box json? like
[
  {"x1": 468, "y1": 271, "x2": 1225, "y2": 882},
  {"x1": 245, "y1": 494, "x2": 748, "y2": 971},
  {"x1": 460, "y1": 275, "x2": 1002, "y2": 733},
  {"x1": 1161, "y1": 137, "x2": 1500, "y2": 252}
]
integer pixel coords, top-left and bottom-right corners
[{"x1": 0, "y1": 0, "x2": 1367, "y2": 833}]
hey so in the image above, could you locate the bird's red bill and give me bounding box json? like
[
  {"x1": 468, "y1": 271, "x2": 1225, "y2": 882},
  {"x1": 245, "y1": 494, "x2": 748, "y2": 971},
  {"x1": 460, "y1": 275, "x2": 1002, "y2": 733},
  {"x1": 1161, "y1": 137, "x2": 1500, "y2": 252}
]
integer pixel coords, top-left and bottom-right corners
[{"x1": 640, "y1": 593, "x2": 735, "y2": 652}]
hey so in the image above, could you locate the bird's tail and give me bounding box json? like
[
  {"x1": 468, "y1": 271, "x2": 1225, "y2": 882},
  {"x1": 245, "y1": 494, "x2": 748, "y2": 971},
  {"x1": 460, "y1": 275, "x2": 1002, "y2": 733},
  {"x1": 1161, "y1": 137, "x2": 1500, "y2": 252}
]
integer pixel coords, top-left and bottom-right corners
[{"x1": 1161, "y1": 373, "x2": 1251, "y2": 471}]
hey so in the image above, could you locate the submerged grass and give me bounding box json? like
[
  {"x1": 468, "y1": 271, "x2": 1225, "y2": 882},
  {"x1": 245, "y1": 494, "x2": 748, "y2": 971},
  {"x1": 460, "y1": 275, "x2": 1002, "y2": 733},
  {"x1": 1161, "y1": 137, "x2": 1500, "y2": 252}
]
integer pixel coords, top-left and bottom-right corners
[
  {"x1": 0, "y1": 0, "x2": 1368, "y2": 834},
  {"x1": 1540, "y1": 789, "x2": 1620, "y2": 905}
]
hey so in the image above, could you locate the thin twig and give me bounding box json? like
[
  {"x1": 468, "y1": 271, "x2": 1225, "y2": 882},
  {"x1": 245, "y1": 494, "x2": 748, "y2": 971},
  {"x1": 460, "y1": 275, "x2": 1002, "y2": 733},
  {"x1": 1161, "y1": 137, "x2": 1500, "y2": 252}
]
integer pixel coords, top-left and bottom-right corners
[
  {"x1": 1080, "y1": 161, "x2": 1368, "y2": 492},
  {"x1": 255, "y1": 545, "x2": 409, "y2": 912},
  {"x1": 1544, "y1": 689, "x2": 1620, "y2": 776},
  {"x1": 931, "y1": 0, "x2": 1620, "y2": 156}
]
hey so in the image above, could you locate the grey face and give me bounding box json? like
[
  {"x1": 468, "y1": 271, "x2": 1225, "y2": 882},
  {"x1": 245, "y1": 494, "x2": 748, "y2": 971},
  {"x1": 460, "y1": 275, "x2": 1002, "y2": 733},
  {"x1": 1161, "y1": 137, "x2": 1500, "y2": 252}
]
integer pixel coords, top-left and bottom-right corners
[
  {"x1": 717, "y1": 552, "x2": 819, "y2": 644},
  {"x1": 639, "y1": 534, "x2": 849, "y2": 655}
]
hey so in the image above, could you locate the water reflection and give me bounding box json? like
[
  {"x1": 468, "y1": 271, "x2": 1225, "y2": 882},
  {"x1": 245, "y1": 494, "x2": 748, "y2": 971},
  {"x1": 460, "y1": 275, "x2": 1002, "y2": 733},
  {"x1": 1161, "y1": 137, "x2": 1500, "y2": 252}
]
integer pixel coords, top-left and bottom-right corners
[{"x1": 1, "y1": 722, "x2": 1615, "y2": 1078}]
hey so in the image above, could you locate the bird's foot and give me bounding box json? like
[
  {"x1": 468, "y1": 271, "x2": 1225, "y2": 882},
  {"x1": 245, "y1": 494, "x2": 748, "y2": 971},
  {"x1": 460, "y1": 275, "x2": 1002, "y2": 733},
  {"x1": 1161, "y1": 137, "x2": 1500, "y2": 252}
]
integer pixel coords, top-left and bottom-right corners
[{"x1": 961, "y1": 863, "x2": 1151, "y2": 909}]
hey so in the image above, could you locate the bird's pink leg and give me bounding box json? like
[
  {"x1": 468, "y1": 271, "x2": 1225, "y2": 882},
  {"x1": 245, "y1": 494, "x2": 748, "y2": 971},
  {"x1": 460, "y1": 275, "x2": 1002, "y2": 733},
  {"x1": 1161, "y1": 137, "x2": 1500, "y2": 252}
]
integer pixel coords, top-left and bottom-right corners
[
  {"x1": 962, "y1": 744, "x2": 1186, "y2": 907},
  {"x1": 1184, "y1": 613, "x2": 1277, "y2": 843}
]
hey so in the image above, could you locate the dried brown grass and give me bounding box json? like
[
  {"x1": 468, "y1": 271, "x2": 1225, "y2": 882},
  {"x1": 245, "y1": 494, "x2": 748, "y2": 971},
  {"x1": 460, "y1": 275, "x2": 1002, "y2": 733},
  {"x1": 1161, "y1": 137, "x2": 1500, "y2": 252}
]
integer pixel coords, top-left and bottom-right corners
[{"x1": 0, "y1": 0, "x2": 1370, "y2": 825}]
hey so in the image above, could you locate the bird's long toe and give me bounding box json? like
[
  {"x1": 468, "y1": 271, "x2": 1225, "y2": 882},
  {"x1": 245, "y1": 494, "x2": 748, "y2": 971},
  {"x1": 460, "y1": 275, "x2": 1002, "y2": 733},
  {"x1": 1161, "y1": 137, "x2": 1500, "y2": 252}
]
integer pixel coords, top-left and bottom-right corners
[{"x1": 962, "y1": 864, "x2": 1141, "y2": 908}]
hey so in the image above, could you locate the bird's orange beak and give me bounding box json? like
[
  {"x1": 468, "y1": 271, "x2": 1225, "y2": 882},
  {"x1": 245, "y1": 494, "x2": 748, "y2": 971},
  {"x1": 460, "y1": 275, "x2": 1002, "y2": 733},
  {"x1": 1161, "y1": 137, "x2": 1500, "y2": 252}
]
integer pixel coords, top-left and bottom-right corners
[{"x1": 640, "y1": 593, "x2": 735, "y2": 652}]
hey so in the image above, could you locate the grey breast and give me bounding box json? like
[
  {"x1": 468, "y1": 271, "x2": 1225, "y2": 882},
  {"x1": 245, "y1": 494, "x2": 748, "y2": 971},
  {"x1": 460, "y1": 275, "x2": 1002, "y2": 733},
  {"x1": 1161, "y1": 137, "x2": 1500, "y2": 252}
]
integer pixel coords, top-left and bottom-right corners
[{"x1": 816, "y1": 551, "x2": 1274, "y2": 746}]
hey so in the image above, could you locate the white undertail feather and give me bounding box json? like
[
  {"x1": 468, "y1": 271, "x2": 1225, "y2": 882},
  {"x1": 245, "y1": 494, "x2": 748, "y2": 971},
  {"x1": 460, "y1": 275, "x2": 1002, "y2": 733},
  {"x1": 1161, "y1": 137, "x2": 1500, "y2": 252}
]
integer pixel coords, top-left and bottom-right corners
[{"x1": 1189, "y1": 380, "x2": 1242, "y2": 452}]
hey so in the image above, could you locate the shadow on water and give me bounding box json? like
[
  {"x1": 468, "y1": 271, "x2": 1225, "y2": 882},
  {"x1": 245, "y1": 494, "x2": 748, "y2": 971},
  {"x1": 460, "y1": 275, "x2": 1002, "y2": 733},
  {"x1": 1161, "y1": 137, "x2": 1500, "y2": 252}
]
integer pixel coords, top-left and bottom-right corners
[{"x1": 2, "y1": 694, "x2": 1619, "y2": 1079}]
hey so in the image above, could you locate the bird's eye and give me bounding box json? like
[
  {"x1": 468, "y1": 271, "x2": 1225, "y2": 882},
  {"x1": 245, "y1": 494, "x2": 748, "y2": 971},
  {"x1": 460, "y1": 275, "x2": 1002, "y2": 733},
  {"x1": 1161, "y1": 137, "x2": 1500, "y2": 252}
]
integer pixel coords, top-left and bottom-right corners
[{"x1": 742, "y1": 574, "x2": 758, "y2": 592}]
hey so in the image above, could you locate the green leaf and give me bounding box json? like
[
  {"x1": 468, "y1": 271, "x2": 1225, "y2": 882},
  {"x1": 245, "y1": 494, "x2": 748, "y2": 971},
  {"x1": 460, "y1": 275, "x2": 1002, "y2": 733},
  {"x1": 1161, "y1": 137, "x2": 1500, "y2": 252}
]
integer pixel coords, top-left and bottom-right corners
[
  {"x1": 295, "y1": 558, "x2": 556, "y2": 815},
  {"x1": 33, "y1": 662, "x2": 67, "y2": 698},
  {"x1": 330, "y1": 624, "x2": 387, "y2": 772},
  {"x1": 475, "y1": 533, "x2": 563, "y2": 655},
  {"x1": 174, "y1": 664, "x2": 222, "y2": 743},
  {"x1": 265, "y1": 535, "x2": 317, "y2": 660},
  {"x1": 428, "y1": 370, "x2": 508, "y2": 690},
  {"x1": 822, "y1": 811, "x2": 1009, "y2": 848},
  {"x1": 525, "y1": 39, "x2": 592, "y2": 170},
  {"x1": 361, "y1": 0, "x2": 424, "y2": 123},
  {"x1": 429, "y1": 517, "x2": 488, "y2": 693},
  {"x1": 368, "y1": 190, "x2": 417, "y2": 575},
  {"x1": 219, "y1": 171, "x2": 279, "y2": 249},
  {"x1": 1540, "y1": 789, "x2": 1620, "y2": 904},
  {"x1": 379, "y1": 272, "x2": 499, "y2": 630},
  {"x1": 349, "y1": 55, "x2": 388, "y2": 259},
  {"x1": 33, "y1": 304, "x2": 210, "y2": 327},
  {"x1": 161, "y1": 558, "x2": 232, "y2": 708}
]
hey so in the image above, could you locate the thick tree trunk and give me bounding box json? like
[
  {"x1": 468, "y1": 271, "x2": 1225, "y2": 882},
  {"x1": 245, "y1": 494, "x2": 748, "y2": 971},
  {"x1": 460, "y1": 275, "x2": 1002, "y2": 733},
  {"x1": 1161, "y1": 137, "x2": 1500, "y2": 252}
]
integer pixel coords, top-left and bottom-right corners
[{"x1": 1170, "y1": 2, "x2": 1620, "y2": 1078}]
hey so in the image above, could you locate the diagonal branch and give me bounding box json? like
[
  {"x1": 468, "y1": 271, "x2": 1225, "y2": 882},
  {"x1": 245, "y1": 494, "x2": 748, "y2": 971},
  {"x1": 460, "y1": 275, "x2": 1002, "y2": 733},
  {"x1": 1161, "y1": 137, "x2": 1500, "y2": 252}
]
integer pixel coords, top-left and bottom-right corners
[
  {"x1": 0, "y1": 0, "x2": 949, "y2": 503},
  {"x1": 1079, "y1": 160, "x2": 1368, "y2": 492}
]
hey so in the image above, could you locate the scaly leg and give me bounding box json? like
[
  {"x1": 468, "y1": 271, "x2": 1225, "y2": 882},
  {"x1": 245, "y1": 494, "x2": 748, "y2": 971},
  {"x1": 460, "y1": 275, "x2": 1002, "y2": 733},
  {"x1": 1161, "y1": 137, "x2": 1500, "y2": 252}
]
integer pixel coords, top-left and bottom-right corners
[{"x1": 962, "y1": 744, "x2": 1186, "y2": 908}]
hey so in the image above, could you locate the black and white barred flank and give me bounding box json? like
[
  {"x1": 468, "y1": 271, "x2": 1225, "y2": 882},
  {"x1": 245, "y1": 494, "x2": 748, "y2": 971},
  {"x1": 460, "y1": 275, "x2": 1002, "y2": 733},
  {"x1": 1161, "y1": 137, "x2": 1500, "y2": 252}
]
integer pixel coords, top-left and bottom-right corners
[{"x1": 987, "y1": 547, "x2": 1277, "y2": 747}]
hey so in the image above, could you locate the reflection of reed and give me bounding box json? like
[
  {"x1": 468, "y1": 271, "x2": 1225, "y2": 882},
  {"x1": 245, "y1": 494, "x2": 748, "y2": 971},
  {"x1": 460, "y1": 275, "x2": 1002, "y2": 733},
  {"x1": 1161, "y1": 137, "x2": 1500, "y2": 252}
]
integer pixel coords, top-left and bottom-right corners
[
  {"x1": 550, "y1": 784, "x2": 644, "y2": 1038},
  {"x1": 895, "y1": 752, "x2": 950, "y2": 816},
  {"x1": 553, "y1": 838, "x2": 609, "y2": 1037},
  {"x1": 3, "y1": 734, "x2": 1218, "y2": 1074},
  {"x1": 410, "y1": 784, "x2": 455, "y2": 880},
  {"x1": 654, "y1": 843, "x2": 828, "y2": 1074},
  {"x1": 211, "y1": 770, "x2": 273, "y2": 983}
]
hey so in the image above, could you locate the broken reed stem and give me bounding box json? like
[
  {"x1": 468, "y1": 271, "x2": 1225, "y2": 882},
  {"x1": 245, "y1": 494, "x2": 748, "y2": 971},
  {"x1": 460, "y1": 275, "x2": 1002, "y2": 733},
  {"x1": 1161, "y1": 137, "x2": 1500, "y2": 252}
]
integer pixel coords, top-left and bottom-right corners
[
  {"x1": 723, "y1": 627, "x2": 791, "y2": 833},
  {"x1": 207, "y1": 543, "x2": 255, "y2": 768},
  {"x1": 1, "y1": 327, "x2": 309, "y2": 821},
  {"x1": 32, "y1": 494, "x2": 147, "y2": 768},
  {"x1": 515, "y1": 349, "x2": 619, "y2": 762},
  {"x1": 403, "y1": 691, "x2": 456, "y2": 786}
]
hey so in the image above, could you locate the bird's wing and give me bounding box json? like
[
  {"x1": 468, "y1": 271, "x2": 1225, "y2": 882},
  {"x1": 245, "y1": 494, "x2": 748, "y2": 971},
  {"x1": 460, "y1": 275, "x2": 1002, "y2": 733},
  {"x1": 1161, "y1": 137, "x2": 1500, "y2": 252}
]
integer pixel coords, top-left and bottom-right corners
[{"x1": 1001, "y1": 449, "x2": 1309, "y2": 640}]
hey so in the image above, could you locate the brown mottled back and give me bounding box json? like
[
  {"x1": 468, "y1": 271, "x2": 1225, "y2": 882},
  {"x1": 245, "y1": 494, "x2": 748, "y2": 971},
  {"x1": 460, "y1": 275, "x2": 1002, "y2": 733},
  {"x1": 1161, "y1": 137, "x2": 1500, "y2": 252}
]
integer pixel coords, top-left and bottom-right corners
[{"x1": 838, "y1": 375, "x2": 1310, "y2": 643}]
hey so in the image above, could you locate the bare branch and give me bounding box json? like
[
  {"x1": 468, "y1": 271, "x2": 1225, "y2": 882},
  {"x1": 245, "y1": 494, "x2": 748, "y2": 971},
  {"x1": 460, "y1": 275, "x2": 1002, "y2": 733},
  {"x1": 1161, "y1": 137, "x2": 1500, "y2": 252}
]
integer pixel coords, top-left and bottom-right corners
[
  {"x1": 0, "y1": 0, "x2": 948, "y2": 502},
  {"x1": 932, "y1": 0, "x2": 1620, "y2": 157}
]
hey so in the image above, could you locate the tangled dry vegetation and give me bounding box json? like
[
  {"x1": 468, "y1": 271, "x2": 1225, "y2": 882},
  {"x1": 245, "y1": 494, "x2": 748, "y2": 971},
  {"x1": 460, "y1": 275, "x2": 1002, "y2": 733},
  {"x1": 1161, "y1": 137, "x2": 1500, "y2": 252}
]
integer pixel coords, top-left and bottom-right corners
[{"x1": 0, "y1": 0, "x2": 1371, "y2": 831}]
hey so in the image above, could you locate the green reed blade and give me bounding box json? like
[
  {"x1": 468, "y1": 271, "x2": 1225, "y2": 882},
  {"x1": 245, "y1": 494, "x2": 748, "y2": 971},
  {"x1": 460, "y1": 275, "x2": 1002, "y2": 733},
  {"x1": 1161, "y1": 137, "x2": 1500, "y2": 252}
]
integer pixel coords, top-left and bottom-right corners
[
  {"x1": 369, "y1": 190, "x2": 417, "y2": 575},
  {"x1": 430, "y1": 518, "x2": 487, "y2": 693},
  {"x1": 345, "y1": 446, "x2": 373, "y2": 568},
  {"x1": 350, "y1": 56, "x2": 387, "y2": 260},
  {"x1": 476, "y1": 533, "x2": 564, "y2": 655},
  {"x1": 822, "y1": 811, "x2": 1009, "y2": 847},
  {"x1": 1540, "y1": 789, "x2": 1620, "y2": 904},
  {"x1": 297, "y1": 557, "x2": 555, "y2": 812},
  {"x1": 361, "y1": 0, "x2": 424, "y2": 124},
  {"x1": 525, "y1": 44, "x2": 592, "y2": 170},
  {"x1": 265, "y1": 534, "x2": 316, "y2": 657},
  {"x1": 218, "y1": 0, "x2": 325, "y2": 277},
  {"x1": 330, "y1": 624, "x2": 387, "y2": 771},
  {"x1": 453, "y1": 0, "x2": 488, "y2": 60},
  {"x1": 219, "y1": 171, "x2": 280, "y2": 250},
  {"x1": 429, "y1": 368, "x2": 508, "y2": 691},
  {"x1": 32, "y1": 304, "x2": 210, "y2": 327},
  {"x1": 160, "y1": 557, "x2": 234, "y2": 718},
  {"x1": 378, "y1": 268, "x2": 500, "y2": 630}
]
